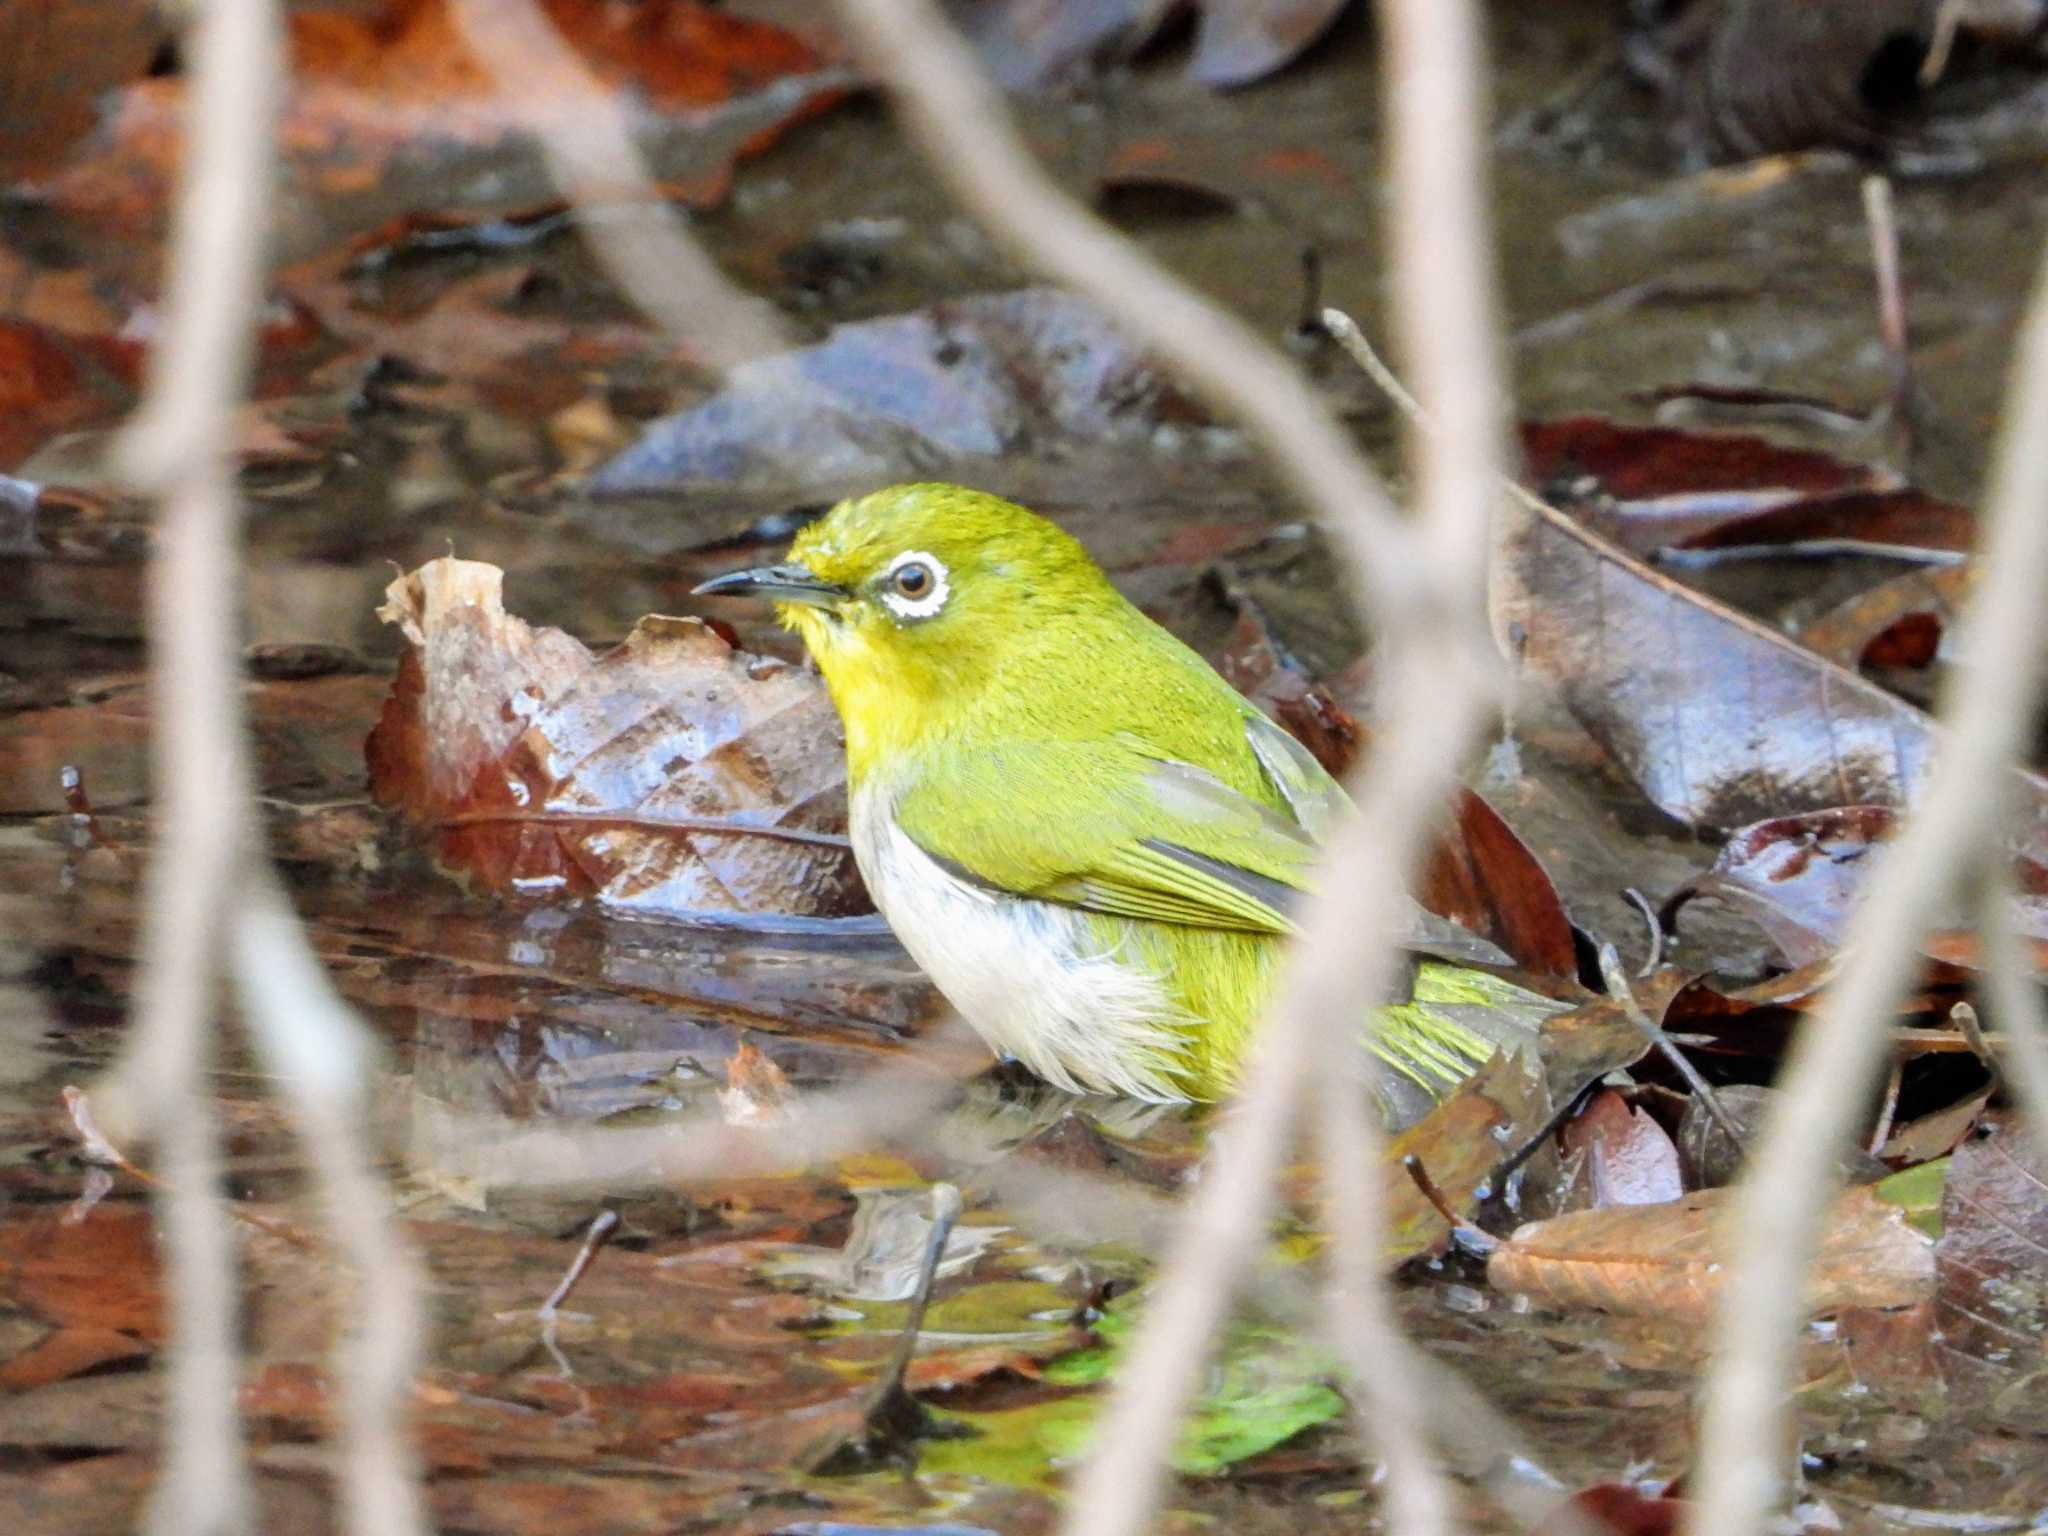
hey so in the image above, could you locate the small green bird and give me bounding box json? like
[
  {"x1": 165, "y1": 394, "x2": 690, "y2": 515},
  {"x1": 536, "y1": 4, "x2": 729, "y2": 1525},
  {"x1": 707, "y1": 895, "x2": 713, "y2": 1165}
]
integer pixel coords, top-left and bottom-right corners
[{"x1": 697, "y1": 484, "x2": 1534, "y2": 1108}]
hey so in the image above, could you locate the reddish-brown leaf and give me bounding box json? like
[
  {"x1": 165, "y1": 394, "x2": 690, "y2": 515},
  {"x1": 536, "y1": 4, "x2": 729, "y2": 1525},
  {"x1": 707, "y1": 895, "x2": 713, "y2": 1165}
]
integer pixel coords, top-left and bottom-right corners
[
  {"x1": 1533, "y1": 1482, "x2": 1687, "y2": 1536},
  {"x1": 1518, "y1": 416, "x2": 1889, "y2": 555},
  {"x1": 1799, "y1": 563, "x2": 1975, "y2": 673},
  {"x1": 1417, "y1": 788, "x2": 1581, "y2": 980},
  {"x1": 1674, "y1": 488, "x2": 1975, "y2": 561},
  {"x1": 0, "y1": 0, "x2": 166, "y2": 179},
  {"x1": 0, "y1": 1202, "x2": 161, "y2": 1336},
  {"x1": 23, "y1": 0, "x2": 844, "y2": 249},
  {"x1": 1559, "y1": 1088, "x2": 1685, "y2": 1209},
  {"x1": 367, "y1": 556, "x2": 865, "y2": 920}
]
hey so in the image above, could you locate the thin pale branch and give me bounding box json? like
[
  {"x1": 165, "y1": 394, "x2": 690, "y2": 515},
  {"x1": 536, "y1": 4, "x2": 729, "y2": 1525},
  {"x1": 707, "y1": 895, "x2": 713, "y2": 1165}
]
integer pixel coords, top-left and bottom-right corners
[
  {"x1": 825, "y1": 0, "x2": 1429, "y2": 630},
  {"x1": 1685, "y1": 234, "x2": 2048, "y2": 1536},
  {"x1": 96, "y1": 2, "x2": 429, "y2": 1533},
  {"x1": 446, "y1": 0, "x2": 788, "y2": 372},
  {"x1": 97, "y1": 0, "x2": 285, "y2": 1528},
  {"x1": 233, "y1": 877, "x2": 427, "y2": 1536}
]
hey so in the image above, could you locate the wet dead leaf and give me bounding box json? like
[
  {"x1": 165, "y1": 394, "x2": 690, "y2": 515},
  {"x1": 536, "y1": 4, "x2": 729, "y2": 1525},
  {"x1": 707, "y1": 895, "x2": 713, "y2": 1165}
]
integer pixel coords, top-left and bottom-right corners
[
  {"x1": 1934, "y1": 1118, "x2": 2048, "y2": 1426},
  {"x1": 589, "y1": 288, "x2": 1203, "y2": 499},
  {"x1": 1672, "y1": 489, "x2": 1975, "y2": 563},
  {"x1": 1489, "y1": 1181, "x2": 1935, "y2": 1321},
  {"x1": 1492, "y1": 492, "x2": 2048, "y2": 855},
  {"x1": 1799, "y1": 562, "x2": 1974, "y2": 680},
  {"x1": 1534, "y1": 969, "x2": 1691, "y2": 1114},
  {"x1": 718, "y1": 1038, "x2": 798, "y2": 1127},
  {"x1": 0, "y1": 1, "x2": 165, "y2": 180},
  {"x1": 367, "y1": 556, "x2": 865, "y2": 919},
  {"x1": 1632, "y1": 0, "x2": 1942, "y2": 159},
  {"x1": 1185, "y1": 0, "x2": 1352, "y2": 87},
  {"x1": 1419, "y1": 789, "x2": 1582, "y2": 980},
  {"x1": 1665, "y1": 805, "x2": 2048, "y2": 970},
  {"x1": 1532, "y1": 1482, "x2": 1687, "y2": 1536}
]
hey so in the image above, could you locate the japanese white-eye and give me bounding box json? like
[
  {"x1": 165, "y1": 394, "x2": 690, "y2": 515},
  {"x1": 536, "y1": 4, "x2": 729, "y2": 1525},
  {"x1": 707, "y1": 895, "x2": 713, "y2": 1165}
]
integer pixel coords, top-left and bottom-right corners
[{"x1": 697, "y1": 484, "x2": 1538, "y2": 1109}]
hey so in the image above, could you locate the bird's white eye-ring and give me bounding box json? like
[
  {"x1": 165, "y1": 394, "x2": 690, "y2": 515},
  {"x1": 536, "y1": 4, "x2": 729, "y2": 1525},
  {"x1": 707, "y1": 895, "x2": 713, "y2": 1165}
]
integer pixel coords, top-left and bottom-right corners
[{"x1": 880, "y1": 550, "x2": 949, "y2": 620}]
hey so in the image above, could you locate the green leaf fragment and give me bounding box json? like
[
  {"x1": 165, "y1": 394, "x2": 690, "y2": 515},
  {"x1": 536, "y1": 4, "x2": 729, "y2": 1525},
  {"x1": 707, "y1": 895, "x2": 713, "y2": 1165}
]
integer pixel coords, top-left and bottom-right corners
[{"x1": 1873, "y1": 1155, "x2": 1949, "y2": 1239}]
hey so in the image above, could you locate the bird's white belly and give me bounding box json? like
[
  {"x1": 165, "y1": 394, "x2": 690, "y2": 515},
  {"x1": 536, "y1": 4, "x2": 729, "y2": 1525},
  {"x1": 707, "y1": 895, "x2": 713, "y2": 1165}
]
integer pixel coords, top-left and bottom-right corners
[{"x1": 850, "y1": 790, "x2": 1191, "y2": 1101}]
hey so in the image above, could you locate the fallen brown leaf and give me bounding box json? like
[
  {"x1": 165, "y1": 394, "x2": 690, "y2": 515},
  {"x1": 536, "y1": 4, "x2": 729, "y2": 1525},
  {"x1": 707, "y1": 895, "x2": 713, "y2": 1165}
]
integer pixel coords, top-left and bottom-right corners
[
  {"x1": 1489, "y1": 1181, "x2": 1934, "y2": 1321},
  {"x1": 367, "y1": 556, "x2": 865, "y2": 920}
]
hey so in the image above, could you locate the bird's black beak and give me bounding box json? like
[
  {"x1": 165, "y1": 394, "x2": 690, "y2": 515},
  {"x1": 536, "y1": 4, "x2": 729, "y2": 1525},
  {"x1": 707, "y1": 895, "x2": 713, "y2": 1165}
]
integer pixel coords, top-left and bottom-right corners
[{"x1": 692, "y1": 562, "x2": 848, "y2": 610}]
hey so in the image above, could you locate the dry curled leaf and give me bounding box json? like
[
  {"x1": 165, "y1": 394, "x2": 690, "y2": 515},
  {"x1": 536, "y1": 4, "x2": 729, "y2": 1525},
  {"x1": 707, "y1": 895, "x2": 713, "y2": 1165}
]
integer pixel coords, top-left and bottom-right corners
[
  {"x1": 1489, "y1": 1181, "x2": 1934, "y2": 1321},
  {"x1": 367, "y1": 556, "x2": 865, "y2": 920}
]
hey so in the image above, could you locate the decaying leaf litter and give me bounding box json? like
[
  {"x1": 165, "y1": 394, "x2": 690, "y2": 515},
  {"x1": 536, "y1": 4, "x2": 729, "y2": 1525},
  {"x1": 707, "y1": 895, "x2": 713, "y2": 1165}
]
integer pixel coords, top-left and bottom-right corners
[{"x1": 5, "y1": 0, "x2": 2048, "y2": 1531}]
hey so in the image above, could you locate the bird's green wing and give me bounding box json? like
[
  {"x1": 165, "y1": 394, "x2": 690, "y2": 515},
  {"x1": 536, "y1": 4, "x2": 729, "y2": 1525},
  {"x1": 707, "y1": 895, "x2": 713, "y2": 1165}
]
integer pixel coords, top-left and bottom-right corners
[{"x1": 891, "y1": 733, "x2": 1317, "y2": 934}]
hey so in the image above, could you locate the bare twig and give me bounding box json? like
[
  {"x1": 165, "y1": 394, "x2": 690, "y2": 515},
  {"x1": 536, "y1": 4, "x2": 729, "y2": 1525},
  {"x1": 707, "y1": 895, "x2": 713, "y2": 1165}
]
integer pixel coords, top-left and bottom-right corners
[
  {"x1": 1596, "y1": 942, "x2": 1740, "y2": 1143},
  {"x1": 95, "y1": 2, "x2": 428, "y2": 1532},
  {"x1": 1319, "y1": 1066, "x2": 1456, "y2": 1536},
  {"x1": 1862, "y1": 175, "x2": 1916, "y2": 462},
  {"x1": 446, "y1": 0, "x2": 788, "y2": 372},
  {"x1": 1621, "y1": 888, "x2": 1666, "y2": 976},
  {"x1": 1685, "y1": 234, "x2": 2048, "y2": 1536},
  {"x1": 232, "y1": 878, "x2": 427, "y2": 1536},
  {"x1": 539, "y1": 1210, "x2": 620, "y2": 1320},
  {"x1": 95, "y1": 2, "x2": 284, "y2": 1529},
  {"x1": 1868, "y1": 1058, "x2": 1904, "y2": 1156}
]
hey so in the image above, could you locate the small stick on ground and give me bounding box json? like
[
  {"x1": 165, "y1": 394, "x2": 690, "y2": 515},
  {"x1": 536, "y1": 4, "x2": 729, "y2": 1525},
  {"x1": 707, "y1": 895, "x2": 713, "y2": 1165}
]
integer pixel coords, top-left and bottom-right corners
[
  {"x1": 539, "y1": 1209, "x2": 619, "y2": 1322},
  {"x1": 1868, "y1": 1057, "x2": 1905, "y2": 1156},
  {"x1": 1950, "y1": 1002, "x2": 2007, "y2": 1095},
  {"x1": 1621, "y1": 887, "x2": 1666, "y2": 976},
  {"x1": 806, "y1": 1183, "x2": 962, "y2": 1473},
  {"x1": 1402, "y1": 1155, "x2": 1496, "y2": 1257},
  {"x1": 1863, "y1": 175, "x2": 1917, "y2": 465},
  {"x1": 1597, "y1": 942, "x2": 1743, "y2": 1144}
]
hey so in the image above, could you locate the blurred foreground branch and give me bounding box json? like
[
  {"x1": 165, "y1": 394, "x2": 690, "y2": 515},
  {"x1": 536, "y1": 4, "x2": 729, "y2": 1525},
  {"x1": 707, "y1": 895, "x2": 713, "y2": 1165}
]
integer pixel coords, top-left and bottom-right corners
[
  {"x1": 1686, "y1": 236, "x2": 2048, "y2": 1536},
  {"x1": 448, "y1": 0, "x2": 788, "y2": 372},
  {"x1": 826, "y1": 0, "x2": 1430, "y2": 627},
  {"x1": 96, "y1": 2, "x2": 426, "y2": 1534},
  {"x1": 824, "y1": 3, "x2": 1509, "y2": 1535}
]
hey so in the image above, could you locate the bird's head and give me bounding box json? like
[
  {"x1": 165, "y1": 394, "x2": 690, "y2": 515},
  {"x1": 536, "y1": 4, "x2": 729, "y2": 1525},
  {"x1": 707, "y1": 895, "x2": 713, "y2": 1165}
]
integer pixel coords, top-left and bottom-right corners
[{"x1": 695, "y1": 483, "x2": 1120, "y2": 773}]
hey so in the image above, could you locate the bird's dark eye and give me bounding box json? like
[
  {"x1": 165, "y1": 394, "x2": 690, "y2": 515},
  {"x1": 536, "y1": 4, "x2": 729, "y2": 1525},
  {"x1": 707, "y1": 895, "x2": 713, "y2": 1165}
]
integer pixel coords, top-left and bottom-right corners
[{"x1": 892, "y1": 561, "x2": 932, "y2": 598}]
